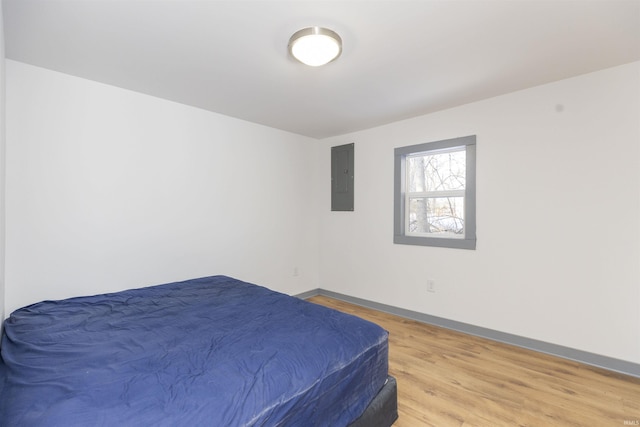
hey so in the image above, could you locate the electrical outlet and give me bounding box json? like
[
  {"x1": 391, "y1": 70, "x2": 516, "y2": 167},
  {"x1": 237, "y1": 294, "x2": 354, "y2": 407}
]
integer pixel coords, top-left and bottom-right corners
[
  {"x1": 293, "y1": 267, "x2": 300, "y2": 277},
  {"x1": 427, "y1": 279, "x2": 436, "y2": 293}
]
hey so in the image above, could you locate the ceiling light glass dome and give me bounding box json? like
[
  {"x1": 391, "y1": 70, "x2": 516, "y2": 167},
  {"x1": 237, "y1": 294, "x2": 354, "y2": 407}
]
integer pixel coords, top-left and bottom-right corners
[{"x1": 288, "y1": 27, "x2": 342, "y2": 67}]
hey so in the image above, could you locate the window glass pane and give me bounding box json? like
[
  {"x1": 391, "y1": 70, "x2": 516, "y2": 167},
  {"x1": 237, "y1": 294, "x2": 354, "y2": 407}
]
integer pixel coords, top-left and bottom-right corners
[
  {"x1": 408, "y1": 197, "x2": 464, "y2": 236},
  {"x1": 408, "y1": 149, "x2": 466, "y2": 193}
]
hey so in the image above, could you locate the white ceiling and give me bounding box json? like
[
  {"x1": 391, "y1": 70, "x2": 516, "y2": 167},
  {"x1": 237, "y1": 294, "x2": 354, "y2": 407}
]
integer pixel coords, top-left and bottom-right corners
[{"x1": 4, "y1": 0, "x2": 640, "y2": 139}]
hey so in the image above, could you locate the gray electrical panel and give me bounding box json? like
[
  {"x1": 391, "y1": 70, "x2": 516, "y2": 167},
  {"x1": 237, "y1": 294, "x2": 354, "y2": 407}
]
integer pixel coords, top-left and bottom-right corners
[{"x1": 331, "y1": 143, "x2": 354, "y2": 211}]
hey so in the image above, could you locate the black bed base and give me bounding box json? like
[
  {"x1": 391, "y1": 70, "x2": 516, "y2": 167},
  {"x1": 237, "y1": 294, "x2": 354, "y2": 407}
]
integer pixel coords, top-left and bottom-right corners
[{"x1": 349, "y1": 376, "x2": 398, "y2": 427}]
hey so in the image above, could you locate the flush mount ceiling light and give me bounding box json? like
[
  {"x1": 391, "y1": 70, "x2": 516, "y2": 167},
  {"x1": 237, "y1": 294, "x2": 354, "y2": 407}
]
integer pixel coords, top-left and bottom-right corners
[{"x1": 288, "y1": 27, "x2": 342, "y2": 67}]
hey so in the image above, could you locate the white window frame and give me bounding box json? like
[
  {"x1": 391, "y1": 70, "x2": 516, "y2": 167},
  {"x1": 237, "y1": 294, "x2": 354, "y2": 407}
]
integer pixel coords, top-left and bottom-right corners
[
  {"x1": 394, "y1": 135, "x2": 476, "y2": 249},
  {"x1": 405, "y1": 146, "x2": 466, "y2": 238}
]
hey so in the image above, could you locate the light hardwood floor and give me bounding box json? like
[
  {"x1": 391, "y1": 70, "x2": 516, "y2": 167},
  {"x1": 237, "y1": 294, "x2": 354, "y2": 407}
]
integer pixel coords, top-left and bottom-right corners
[{"x1": 307, "y1": 295, "x2": 640, "y2": 427}]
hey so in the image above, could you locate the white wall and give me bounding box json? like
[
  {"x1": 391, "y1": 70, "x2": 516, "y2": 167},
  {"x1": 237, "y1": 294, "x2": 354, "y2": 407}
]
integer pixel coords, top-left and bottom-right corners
[
  {"x1": 5, "y1": 60, "x2": 319, "y2": 314},
  {"x1": 0, "y1": 6, "x2": 6, "y2": 328},
  {"x1": 5, "y1": 58, "x2": 639, "y2": 365},
  {"x1": 318, "y1": 62, "x2": 640, "y2": 363}
]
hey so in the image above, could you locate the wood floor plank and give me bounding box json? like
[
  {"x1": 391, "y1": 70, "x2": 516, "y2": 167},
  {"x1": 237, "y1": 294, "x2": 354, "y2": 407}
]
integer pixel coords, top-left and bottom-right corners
[{"x1": 307, "y1": 295, "x2": 640, "y2": 427}]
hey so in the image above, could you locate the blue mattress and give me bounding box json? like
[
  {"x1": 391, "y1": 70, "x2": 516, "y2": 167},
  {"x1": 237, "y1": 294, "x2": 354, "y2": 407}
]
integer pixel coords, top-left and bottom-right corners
[{"x1": 0, "y1": 276, "x2": 389, "y2": 426}]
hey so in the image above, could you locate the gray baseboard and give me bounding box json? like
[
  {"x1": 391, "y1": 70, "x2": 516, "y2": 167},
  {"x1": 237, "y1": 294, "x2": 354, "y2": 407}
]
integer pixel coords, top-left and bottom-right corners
[
  {"x1": 294, "y1": 288, "x2": 321, "y2": 300},
  {"x1": 295, "y1": 288, "x2": 640, "y2": 379}
]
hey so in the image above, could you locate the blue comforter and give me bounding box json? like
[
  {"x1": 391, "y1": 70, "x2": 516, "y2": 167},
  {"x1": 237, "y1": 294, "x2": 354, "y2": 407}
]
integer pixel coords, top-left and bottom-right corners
[{"x1": 0, "y1": 276, "x2": 388, "y2": 426}]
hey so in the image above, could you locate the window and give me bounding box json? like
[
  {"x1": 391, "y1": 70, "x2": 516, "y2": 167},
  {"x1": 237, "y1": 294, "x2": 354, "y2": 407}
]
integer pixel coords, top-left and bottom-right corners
[{"x1": 394, "y1": 135, "x2": 476, "y2": 249}]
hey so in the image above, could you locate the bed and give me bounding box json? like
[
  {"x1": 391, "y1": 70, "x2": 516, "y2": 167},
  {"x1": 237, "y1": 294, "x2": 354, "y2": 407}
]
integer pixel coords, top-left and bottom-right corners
[{"x1": 0, "y1": 275, "x2": 397, "y2": 426}]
